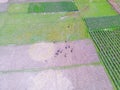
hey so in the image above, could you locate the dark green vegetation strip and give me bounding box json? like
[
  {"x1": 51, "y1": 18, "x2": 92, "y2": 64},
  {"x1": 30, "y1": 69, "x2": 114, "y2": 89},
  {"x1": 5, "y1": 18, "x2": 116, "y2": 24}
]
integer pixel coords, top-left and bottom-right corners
[
  {"x1": 85, "y1": 15, "x2": 120, "y2": 30},
  {"x1": 85, "y1": 16, "x2": 120, "y2": 89},
  {"x1": 28, "y1": 1, "x2": 78, "y2": 13}
]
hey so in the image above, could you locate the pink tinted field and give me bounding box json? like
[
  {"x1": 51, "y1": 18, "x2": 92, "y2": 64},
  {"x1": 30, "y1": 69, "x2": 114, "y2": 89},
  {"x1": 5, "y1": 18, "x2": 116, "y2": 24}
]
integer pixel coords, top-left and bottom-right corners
[
  {"x1": 0, "y1": 66, "x2": 113, "y2": 90},
  {"x1": 9, "y1": 0, "x2": 73, "y2": 3},
  {"x1": 0, "y1": 39, "x2": 99, "y2": 71}
]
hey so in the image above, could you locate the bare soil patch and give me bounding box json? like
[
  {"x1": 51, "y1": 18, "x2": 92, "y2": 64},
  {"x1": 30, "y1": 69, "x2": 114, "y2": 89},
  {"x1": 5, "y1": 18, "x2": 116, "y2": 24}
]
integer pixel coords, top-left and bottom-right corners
[
  {"x1": 0, "y1": 66, "x2": 113, "y2": 90},
  {"x1": 0, "y1": 39, "x2": 99, "y2": 71},
  {"x1": 9, "y1": 0, "x2": 73, "y2": 3},
  {"x1": 0, "y1": 3, "x2": 8, "y2": 12}
]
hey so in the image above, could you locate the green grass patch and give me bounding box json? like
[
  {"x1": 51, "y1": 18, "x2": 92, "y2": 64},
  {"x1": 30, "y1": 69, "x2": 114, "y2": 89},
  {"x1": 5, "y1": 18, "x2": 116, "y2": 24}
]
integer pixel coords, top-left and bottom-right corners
[
  {"x1": 0, "y1": 0, "x2": 118, "y2": 45},
  {"x1": 28, "y1": 1, "x2": 78, "y2": 13},
  {"x1": 8, "y1": 3, "x2": 29, "y2": 13},
  {"x1": 0, "y1": 13, "x2": 88, "y2": 45},
  {"x1": 75, "y1": 1, "x2": 117, "y2": 17}
]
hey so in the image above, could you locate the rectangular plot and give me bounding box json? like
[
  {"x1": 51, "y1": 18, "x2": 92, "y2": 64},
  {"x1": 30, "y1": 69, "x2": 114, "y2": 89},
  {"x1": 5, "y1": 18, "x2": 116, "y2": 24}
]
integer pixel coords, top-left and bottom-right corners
[
  {"x1": 0, "y1": 66, "x2": 113, "y2": 90},
  {"x1": 85, "y1": 15, "x2": 120, "y2": 31},
  {"x1": 0, "y1": 39, "x2": 99, "y2": 71},
  {"x1": 8, "y1": 3, "x2": 29, "y2": 13},
  {"x1": 28, "y1": 1, "x2": 78, "y2": 13},
  {"x1": 89, "y1": 30, "x2": 120, "y2": 90},
  {"x1": 0, "y1": 3, "x2": 8, "y2": 12},
  {"x1": 9, "y1": 0, "x2": 73, "y2": 3}
]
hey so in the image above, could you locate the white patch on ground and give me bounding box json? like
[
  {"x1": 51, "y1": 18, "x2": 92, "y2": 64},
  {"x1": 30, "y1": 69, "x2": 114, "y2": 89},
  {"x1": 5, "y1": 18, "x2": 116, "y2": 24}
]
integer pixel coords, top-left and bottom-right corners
[
  {"x1": 28, "y1": 70, "x2": 74, "y2": 90},
  {"x1": 28, "y1": 42, "x2": 55, "y2": 62},
  {"x1": 60, "y1": 16, "x2": 68, "y2": 20},
  {"x1": 89, "y1": 0, "x2": 93, "y2": 2},
  {"x1": 104, "y1": 28, "x2": 109, "y2": 31},
  {"x1": 0, "y1": 0, "x2": 8, "y2": 3}
]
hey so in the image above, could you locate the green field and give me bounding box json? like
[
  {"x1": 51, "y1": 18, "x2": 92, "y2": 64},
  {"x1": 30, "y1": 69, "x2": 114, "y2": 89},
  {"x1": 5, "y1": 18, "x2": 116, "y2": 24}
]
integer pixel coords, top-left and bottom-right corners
[
  {"x1": 8, "y1": 1, "x2": 78, "y2": 13},
  {"x1": 85, "y1": 15, "x2": 120, "y2": 90},
  {"x1": 89, "y1": 30, "x2": 120, "y2": 90},
  {"x1": 1, "y1": 1, "x2": 119, "y2": 89},
  {"x1": 85, "y1": 15, "x2": 120, "y2": 30},
  {"x1": 8, "y1": 3, "x2": 29, "y2": 13},
  {"x1": 28, "y1": 2, "x2": 78, "y2": 13},
  {"x1": 0, "y1": 0, "x2": 118, "y2": 45}
]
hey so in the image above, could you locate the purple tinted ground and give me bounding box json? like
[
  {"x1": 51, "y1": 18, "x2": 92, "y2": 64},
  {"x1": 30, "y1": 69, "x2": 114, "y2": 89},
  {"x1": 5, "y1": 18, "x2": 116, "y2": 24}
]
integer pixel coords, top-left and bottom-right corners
[
  {"x1": 9, "y1": 0, "x2": 72, "y2": 3},
  {"x1": 0, "y1": 39, "x2": 99, "y2": 71},
  {"x1": 0, "y1": 3, "x2": 8, "y2": 12},
  {"x1": 0, "y1": 66, "x2": 113, "y2": 90}
]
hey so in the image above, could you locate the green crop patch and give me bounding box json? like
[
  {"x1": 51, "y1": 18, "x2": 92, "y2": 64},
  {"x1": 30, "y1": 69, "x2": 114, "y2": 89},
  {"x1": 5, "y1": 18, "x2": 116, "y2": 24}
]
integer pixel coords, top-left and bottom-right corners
[
  {"x1": 85, "y1": 16, "x2": 120, "y2": 89},
  {"x1": 89, "y1": 30, "x2": 120, "y2": 90},
  {"x1": 8, "y1": 3, "x2": 29, "y2": 13},
  {"x1": 28, "y1": 1, "x2": 78, "y2": 13},
  {"x1": 85, "y1": 15, "x2": 120, "y2": 31},
  {"x1": 1, "y1": 0, "x2": 118, "y2": 45}
]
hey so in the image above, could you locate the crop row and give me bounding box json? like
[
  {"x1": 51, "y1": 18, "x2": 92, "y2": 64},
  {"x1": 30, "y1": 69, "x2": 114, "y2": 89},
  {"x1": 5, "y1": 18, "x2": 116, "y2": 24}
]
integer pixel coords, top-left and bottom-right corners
[{"x1": 90, "y1": 30, "x2": 120, "y2": 90}]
